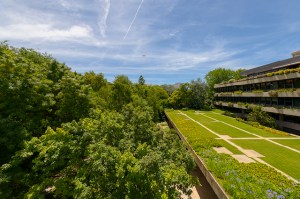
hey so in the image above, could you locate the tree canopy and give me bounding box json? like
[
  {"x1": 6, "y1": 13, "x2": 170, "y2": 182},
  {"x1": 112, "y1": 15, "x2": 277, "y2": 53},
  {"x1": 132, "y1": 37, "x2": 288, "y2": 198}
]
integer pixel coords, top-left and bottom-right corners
[
  {"x1": 0, "y1": 43, "x2": 198, "y2": 198},
  {"x1": 167, "y1": 79, "x2": 208, "y2": 110},
  {"x1": 205, "y1": 68, "x2": 245, "y2": 101}
]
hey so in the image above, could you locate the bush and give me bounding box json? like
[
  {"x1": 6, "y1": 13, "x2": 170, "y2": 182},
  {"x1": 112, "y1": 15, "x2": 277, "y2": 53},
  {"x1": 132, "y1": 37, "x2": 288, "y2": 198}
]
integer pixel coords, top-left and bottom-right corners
[
  {"x1": 227, "y1": 102, "x2": 234, "y2": 107},
  {"x1": 268, "y1": 90, "x2": 278, "y2": 97},
  {"x1": 203, "y1": 105, "x2": 212, "y2": 111},
  {"x1": 223, "y1": 111, "x2": 236, "y2": 118},
  {"x1": 247, "y1": 106, "x2": 276, "y2": 128}
]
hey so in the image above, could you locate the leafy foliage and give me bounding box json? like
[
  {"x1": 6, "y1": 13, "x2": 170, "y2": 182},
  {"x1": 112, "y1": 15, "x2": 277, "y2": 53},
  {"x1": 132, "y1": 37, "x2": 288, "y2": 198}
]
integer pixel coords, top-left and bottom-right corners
[
  {"x1": 1, "y1": 106, "x2": 197, "y2": 198},
  {"x1": 0, "y1": 43, "x2": 197, "y2": 198},
  {"x1": 247, "y1": 106, "x2": 276, "y2": 128},
  {"x1": 205, "y1": 68, "x2": 245, "y2": 101},
  {"x1": 0, "y1": 43, "x2": 90, "y2": 164},
  {"x1": 167, "y1": 79, "x2": 208, "y2": 110}
]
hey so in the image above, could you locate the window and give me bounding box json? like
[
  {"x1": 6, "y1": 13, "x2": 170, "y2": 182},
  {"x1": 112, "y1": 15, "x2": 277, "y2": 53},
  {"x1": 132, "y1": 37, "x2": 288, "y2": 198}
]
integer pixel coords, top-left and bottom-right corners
[
  {"x1": 293, "y1": 98, "x2": 300, "y2": 108},
  {"x1": 278, "y1": 98, "x2": 284, "y2": 106},
  {"x1": 272, "y1": 98, "x2": 278, "y2": 106},
  {"x1": 271, "y1": 82, "x2": 278, "y2": 90},
  {"x1": 294, "y1": 79, "x2": 300, "y2": 89},
  {"x1": 278, "y1": 81, "x2": 285, "y2": 89},
  {"x1": 285, "y1": 79, "x2": 293, "y2": 88},
  {"x1": 285, "y1": 98, "x2": 293, "y2": 106}
]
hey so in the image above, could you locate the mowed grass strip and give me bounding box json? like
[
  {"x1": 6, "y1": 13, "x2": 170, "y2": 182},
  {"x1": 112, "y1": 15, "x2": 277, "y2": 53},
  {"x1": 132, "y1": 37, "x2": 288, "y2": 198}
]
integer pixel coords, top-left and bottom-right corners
[
  {"x1": 231, "y1": 139, "x2": 300, "y2": 180},
  {"x1": 166, "y1": 110, "x2": 243, "y2": 154},
  {"x1": 272, "y1": 139, "x2": 300, "y2": 151},
  {"x1": 166, "y1": 110, "x2": 218, "y2": 140},
  {"x1": 184, "y1": 111, "x2": 257, "y2": 138},
  {"x1": 194, "y1": 110, "x2": 291, "y2": 138}
]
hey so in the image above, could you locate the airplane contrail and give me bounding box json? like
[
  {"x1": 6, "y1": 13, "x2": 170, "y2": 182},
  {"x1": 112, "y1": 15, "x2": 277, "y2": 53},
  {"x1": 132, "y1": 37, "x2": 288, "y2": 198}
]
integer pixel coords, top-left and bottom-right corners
[
  {"x1": 123, "y1": 0, "x2": 144, "y2": 40},
  {"x1": 99, "y1": 0, "x2": 111, "y2": 37}
]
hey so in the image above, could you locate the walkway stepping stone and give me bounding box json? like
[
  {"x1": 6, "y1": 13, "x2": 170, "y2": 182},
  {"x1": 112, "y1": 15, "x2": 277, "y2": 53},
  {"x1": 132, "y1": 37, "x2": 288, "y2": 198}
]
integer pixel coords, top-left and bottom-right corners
[
  {"x1": 213, "y1": 147, "x2": 233, "y2": 155},
  {"x1": 231, "y1": 154, "x2": 255, "y2": 163}
]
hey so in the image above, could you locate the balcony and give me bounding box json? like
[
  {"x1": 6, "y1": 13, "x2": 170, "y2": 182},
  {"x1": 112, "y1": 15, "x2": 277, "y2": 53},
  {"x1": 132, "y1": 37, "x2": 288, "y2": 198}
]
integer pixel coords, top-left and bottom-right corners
[
  {"x1": 214, "y1": 101, "x2": 300, "y2": 117},
  {"x1": 214, "y1": 89, "x2": 300, "y2": 98},
  {"x1": 214, "y1": 72, "x2": 300, "y2": 88}
]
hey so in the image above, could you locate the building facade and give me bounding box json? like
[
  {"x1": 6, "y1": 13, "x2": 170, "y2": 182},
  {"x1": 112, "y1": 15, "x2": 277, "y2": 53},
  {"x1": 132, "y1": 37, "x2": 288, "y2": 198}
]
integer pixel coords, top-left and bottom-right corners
[{"x1": 214, "y1": 52, "x2": 300, "y2": 134}]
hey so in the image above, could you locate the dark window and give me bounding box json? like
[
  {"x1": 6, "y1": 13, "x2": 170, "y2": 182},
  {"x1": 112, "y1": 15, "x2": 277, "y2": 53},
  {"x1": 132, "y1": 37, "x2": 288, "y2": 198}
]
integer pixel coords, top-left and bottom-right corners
[
  {"x1": 285, "y1": 98, "x2": 293, "y2": 106},
  {"x1": 278, "y1": 98, "x2": 284, "y2": 106},
  {"x1": 286, "y1": 79, "x2": 293, "y2": 88},
  {"x1": 278, "y1": 81, "x2": 285, "y2": 89},
  {"x1": 272, "y1": 98, "x2": 278, "y2": 106},
  {"x1": 293, "y1": 98, "x2": 300, "y2": 108},
  {"x1": 294, "y1": 79, "x2": 300, "y2": 89},
  {"x1": 271, "y1": 82, "x2": 278, "y2": 90}
]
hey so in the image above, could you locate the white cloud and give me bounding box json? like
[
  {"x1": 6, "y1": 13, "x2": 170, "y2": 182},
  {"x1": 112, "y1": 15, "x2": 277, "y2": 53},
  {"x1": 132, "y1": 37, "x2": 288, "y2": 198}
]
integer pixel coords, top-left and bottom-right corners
[{"x1": 0, "y1": 24, "x2": 93, "y2": 41}]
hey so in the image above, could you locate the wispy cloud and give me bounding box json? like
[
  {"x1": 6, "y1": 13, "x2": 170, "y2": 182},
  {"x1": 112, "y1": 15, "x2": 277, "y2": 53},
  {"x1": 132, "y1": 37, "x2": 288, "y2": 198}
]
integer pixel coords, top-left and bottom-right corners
[
  {"x1": 1, "y1": 0, "x2": 299, "y2": 84},
  {"x1": 123, "y1": 0, "x2": 144, "y2": 40},
  {"x1": 98, "y1": 0, "x2": 111, "y2": 38}
]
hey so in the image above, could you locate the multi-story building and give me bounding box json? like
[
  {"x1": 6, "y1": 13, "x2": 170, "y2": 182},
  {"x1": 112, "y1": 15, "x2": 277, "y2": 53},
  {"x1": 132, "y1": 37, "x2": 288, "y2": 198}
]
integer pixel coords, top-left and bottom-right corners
[{"x1": 214, "y1": 51, "x2": 300, "y2": 134}]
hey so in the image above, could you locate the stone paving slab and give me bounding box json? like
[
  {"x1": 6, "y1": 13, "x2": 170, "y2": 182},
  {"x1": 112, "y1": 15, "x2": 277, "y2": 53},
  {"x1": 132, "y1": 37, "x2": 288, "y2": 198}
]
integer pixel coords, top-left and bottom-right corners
[
  {"x1": 213, "y1": 147, "x2": 233, "y2": 155},
  {"x1": 231, "y1": 154, "x2": 255, "y2": 163}
]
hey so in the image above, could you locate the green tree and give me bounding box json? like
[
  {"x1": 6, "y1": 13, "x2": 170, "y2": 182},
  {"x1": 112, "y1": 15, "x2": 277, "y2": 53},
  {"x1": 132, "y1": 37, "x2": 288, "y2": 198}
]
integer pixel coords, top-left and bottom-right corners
[
  {"x1": 138, "y1": 75, "x2": 145, "y2": 85},
  {"x1": 54, "y1": 73, "x2": 91, "y2": 124},
  {"x1": 167, "y1": 79, "x2": 208, "y2": 109},
  {"x1": 247, "y1": 106, "x2": 276, "y2": 128},
  {"x1": 0, "y1": 43, "x2": 94, "y2": 164},
  {"x1": 111, "y1": 75, "x2": 133, "y2": 110},
  {"x1": 189, "y1": 78, "x2": 207, "y2": 109},
  {"x1": 84, "y1": 71, "x2": 107, "y2": 92},
  {"x1": 205, "y1": 68, "x2": 245, "y2": 103},
  {"x1": 0, "y1": 107, "x2": 198, "y2": 198},
  {"x1": 0, "y1": 43, "x2": 198, "y2": 199}
]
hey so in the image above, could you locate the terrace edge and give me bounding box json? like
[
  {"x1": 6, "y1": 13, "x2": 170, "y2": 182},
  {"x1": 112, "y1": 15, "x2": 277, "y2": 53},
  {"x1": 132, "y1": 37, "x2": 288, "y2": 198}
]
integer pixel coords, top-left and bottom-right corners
[{"x1": 164, "y1": 110, "x2": 230, "y2": 199}]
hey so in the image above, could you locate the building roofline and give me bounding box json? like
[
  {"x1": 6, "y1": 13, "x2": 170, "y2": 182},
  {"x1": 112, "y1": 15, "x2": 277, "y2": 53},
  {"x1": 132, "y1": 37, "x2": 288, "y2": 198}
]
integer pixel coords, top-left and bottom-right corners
[{"x1": 241, "y1": 55, "x2": 300, "y2": 76}]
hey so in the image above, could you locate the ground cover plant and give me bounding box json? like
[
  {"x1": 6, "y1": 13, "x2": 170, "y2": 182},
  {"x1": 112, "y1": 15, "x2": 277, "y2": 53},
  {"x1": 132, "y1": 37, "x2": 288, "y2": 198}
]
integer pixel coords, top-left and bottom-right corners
[
  {"x1": 165, "y1": 109, "x2": 300, "y2": 198},
  {"x1": 231, "y1": 139, "x2": 300, "y2": 179},
  {"x1": 183, "y1": 110, "x2": 300, "y2": 179}
]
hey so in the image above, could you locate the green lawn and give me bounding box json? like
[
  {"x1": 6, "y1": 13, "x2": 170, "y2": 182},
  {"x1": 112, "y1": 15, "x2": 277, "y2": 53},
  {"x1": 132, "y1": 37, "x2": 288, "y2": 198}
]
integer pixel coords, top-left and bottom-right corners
[
  {"x1": 185, "y1": 111, "x2": 257, "y2": 138},
  {"x1": 273, "y1": 139, "x2": 300, "y2": 151},
  {"x1": 201, "y1": 111, "x2": 290, "y2": 138},
  {"x1": 166, "y1": 109, "x2": 300, "y2": 180},
  {"x1": 232, "y1": 139, "x2": 300, "y2": 180}
]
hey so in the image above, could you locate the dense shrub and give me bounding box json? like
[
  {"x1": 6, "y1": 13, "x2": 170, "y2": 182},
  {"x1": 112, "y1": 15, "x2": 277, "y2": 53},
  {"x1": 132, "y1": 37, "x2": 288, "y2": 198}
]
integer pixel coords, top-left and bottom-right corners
[{"x1": 247, "y1": 106, "x2": 276, "y2": 128}]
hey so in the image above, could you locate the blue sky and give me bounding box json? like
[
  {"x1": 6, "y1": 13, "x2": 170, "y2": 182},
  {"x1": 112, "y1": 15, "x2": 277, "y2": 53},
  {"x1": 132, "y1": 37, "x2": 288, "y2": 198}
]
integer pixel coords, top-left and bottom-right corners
[{"x1": 1, "y1": 0, "x2": 300, "y2": 84}]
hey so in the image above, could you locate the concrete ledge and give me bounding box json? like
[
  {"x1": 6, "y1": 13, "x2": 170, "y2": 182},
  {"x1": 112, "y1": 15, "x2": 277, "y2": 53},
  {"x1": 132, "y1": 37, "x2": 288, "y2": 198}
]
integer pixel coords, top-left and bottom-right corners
[
  {"x1": 214, "y1": 72, "x2": 300, "y2": 88},
  {"x1": 165, "y1": 111, "x2": 229, "y2": 199}
]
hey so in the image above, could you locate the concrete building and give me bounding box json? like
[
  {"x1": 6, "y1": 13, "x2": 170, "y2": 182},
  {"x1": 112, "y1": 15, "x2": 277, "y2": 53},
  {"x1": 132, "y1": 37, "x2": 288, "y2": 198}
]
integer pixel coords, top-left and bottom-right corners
[{"x1": 214, "y1": 52, "x2": 300, "y2": 134}]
